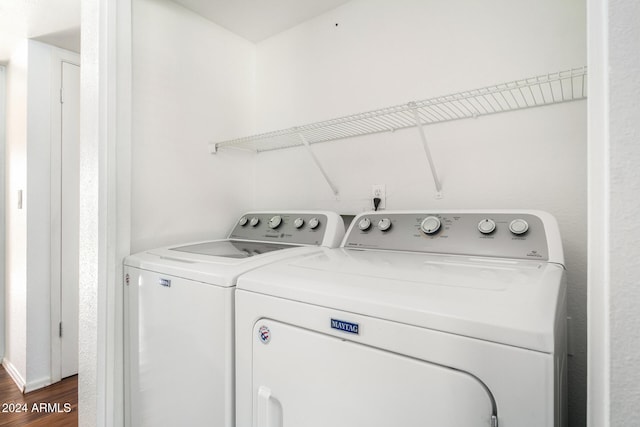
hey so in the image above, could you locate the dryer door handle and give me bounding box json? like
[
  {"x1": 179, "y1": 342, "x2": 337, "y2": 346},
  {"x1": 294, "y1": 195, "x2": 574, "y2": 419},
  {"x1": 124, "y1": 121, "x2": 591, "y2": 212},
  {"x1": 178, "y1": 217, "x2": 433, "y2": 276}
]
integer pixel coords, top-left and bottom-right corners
[{"x1": 257, "y1": 386, "x2": 282, "y2": 427}]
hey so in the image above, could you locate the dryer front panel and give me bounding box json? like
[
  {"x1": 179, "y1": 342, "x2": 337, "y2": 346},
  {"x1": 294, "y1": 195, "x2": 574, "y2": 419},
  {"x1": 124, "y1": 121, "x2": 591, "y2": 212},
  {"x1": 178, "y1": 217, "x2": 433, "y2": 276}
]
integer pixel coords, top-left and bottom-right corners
[{"x1": 251, "y1": 320, "x2": 496, "y2": 427}]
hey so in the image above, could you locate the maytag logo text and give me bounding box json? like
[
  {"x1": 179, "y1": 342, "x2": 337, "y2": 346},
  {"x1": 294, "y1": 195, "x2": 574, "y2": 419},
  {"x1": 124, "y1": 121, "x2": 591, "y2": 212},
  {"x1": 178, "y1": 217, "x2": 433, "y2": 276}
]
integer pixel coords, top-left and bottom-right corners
[{"x1": 331, "y1": 319, "x2": 359, "y2": 334}]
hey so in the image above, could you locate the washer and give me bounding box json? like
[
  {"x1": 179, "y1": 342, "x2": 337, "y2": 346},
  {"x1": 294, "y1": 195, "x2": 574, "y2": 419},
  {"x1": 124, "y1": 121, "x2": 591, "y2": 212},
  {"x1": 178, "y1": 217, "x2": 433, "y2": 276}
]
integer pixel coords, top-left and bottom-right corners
[
  {"x1": 124, "y1": 211, "x2": 345, "y2": 427},
  {"x1": 235, "y1": 210, "x2": 567, "y2": 427}
]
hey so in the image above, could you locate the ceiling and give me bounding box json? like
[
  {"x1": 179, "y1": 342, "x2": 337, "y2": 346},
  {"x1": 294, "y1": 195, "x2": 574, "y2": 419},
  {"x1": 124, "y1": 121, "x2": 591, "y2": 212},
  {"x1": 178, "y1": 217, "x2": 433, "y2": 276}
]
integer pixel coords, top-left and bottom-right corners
[
  {"x1": 0, "y1": 0, "x2": 351, "y2": 63},
  {"x1": 172, "y1": 0, "x2": 353, "y2": 43},
  {"x1": 0, "y1": 0, "x2": 80, "y2": 63}
]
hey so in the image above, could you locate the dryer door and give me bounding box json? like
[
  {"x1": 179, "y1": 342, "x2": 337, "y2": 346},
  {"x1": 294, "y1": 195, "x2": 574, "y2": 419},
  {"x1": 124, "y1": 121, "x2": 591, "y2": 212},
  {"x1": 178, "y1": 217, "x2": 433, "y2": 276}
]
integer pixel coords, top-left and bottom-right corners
[{"x1": 252, "y1": 320, "x2": 496, "y2": 427}]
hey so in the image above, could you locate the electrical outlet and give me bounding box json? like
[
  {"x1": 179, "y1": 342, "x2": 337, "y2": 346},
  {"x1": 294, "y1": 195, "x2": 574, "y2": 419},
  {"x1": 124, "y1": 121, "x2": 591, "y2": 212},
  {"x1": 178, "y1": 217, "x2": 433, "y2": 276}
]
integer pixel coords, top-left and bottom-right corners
[{"x1": 371, "y1": 184, "x2": 386, "y2": 210}]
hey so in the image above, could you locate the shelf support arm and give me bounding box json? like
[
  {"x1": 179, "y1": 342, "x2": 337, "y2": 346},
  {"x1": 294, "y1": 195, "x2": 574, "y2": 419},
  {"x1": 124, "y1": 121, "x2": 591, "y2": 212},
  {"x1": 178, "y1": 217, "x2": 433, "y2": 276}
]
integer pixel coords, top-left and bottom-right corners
[
  {"x1": 410, "y1": 105, "x2": 443, "y2": 197},
  {"x1": 298, "y1": 133, "x2": 339, "y2": 196}
]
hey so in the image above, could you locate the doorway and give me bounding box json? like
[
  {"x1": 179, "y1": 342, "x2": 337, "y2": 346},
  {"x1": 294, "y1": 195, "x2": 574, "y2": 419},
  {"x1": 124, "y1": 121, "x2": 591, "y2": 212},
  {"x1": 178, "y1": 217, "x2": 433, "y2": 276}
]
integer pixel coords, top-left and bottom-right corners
[{"x1": 50, "y1": 52, "x2": 80, "y2": 382}]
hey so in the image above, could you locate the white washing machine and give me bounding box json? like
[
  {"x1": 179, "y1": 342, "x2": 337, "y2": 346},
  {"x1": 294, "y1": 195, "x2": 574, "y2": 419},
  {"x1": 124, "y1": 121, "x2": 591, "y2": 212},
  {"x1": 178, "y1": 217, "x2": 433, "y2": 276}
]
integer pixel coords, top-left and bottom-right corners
[
  {"x1": 235, "y1": 210, "x2": 567, "y2": 427},
  {"x1": 124, "y1": 211, "x2": 345, "y2": 427}
]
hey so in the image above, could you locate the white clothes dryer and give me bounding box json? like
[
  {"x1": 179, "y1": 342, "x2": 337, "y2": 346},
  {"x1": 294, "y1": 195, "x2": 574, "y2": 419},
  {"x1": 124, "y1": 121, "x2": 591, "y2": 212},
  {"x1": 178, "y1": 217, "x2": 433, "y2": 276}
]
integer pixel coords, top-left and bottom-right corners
[
  {"x1": 124, "y1": 211, "x2": 345, "y2": 427},
  {"x1": 235, "y1": 210, "x2": 567, "y2": 427}
]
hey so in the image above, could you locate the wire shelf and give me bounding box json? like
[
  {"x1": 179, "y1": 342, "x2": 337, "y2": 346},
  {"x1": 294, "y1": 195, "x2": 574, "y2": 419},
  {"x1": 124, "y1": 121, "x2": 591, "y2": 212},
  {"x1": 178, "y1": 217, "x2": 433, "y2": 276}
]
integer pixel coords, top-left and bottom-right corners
[{"x1": 210, "y1": 66, "x2": 587, "y2": 154}]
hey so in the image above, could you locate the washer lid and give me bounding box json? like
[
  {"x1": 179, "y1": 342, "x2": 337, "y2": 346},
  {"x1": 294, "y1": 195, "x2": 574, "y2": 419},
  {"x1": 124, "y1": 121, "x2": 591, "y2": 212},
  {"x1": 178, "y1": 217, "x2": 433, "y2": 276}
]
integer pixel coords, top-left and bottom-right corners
[
  {"x1": 124, "y1": 240, "x2": 320, "y2": 287},
  {"x1": 124, "y1": 211, "x2": 346, "y2": 287},
  {"x1": 236, "y1": 248, "x2": 566, "y2": 353},
  {"x1": 170, "y1": 240, "x2": 298, "y2": 258}
]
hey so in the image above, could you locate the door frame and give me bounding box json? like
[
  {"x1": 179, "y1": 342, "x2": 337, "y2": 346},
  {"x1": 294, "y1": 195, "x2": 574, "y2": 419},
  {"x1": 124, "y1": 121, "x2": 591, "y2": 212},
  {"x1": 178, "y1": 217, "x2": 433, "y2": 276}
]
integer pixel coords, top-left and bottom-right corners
[
  {"x1": 50, "y1": 48, "x2": 81, "y2": 384},
  {"x1": 0, "y1": 65, "x2": 6, "y2": 362}
]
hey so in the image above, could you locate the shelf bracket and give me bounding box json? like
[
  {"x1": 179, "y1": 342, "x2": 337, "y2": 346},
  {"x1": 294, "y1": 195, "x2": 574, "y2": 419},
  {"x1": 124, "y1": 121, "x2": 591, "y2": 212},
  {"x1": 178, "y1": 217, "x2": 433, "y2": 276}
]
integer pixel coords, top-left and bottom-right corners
[
  {"x1": 410, "y1": 104, "x2": 443, "y2": 198},
  {"x1": 298, "y1": 133, "x2": 339, "y2": 196}
]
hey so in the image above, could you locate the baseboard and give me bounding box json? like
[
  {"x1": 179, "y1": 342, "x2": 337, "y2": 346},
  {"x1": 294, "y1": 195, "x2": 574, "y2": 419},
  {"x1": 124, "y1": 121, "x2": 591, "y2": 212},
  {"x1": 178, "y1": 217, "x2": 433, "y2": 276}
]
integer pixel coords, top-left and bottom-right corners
[
  {"x1": 24, "y1": 376, "x2": 52, "y2": 393},
  {"x1": 2, "y1": 358, "x2": 26, "y2": 393}
]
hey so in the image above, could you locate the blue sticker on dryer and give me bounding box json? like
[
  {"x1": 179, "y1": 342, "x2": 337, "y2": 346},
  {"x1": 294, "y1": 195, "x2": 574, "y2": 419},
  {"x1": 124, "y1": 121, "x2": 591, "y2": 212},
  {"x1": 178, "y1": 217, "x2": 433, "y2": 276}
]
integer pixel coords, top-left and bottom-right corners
[{"x1": 331, "y1": 319, "x2": 359, "y2": 335}]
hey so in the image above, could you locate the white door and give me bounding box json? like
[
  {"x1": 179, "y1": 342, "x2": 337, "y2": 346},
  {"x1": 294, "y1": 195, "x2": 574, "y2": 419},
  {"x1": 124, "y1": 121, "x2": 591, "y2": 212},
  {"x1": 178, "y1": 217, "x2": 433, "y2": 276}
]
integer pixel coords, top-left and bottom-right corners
[
  {"x1": 60, "y1": 61, "x2": 80, "y2": 378},
  {"x1": 252, "y1": 320, "x2": 497, "y2": 427}
]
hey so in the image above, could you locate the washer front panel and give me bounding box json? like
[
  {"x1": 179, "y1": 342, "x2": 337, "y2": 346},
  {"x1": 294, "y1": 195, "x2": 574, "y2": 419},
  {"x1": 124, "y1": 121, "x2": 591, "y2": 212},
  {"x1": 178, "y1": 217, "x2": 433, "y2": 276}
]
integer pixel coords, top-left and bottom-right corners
[
  {"x1": 344, "y1": 212, "x2": 549, "y2": 261},
  {"x1": 127, "y1": 266, "x2": 234, "y2": 427}
]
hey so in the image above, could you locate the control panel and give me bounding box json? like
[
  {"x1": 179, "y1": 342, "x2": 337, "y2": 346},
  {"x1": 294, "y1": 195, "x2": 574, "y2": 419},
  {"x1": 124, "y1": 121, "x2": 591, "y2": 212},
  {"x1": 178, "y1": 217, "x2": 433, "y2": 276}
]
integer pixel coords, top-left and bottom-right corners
[
  {"x1": 345, "y1": 212, "x2": 551, "y2": 261},
  {"x1": 228, "y1": 213, "x2": 329, "y2": 246}
]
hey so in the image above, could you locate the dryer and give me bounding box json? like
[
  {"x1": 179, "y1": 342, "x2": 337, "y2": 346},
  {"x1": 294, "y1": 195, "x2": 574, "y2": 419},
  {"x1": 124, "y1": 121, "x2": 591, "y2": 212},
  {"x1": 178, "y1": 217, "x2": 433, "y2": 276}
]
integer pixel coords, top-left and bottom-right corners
[
  {"x1": 235, "y1": 210, "x2": 567, "y2": 427},
  {"x1": 124, "y1": 211, "x2": 344, "y2": 427}
]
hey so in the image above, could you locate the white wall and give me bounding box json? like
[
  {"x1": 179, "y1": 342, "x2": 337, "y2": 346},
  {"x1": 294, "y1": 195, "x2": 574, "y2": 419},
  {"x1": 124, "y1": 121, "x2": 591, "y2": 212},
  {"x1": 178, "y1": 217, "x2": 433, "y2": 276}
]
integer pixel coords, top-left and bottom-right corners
[
  {"x1": 131, "y1": 0, "x2": 256, "y2": 253},
  {"x1": 3, "y1": 40, "x2": 76, "y2": 392},
  {"x1": 255, "y1": 0, "x2": 585, "y2": 132},
  {"x1": 586, "y1": 0, "x2": 608, "y2": 424},
  {"x1": 25, "y1": 40, "x2": 55, "y2": 391},
  {"x1": 253, "y1": 0, "x2": 587, "y2": 425},
  {"x1": 606, "y1": 3, "x2": 640, "y2": 423},
  {"x1": 78, "y1": 0, "x2": 101, "y2": 423},
  {"x1": 588, "y1": 0, "x2": 640, "y2": 425},
  {"x1": 0, "y1": 65, "x2": 6, "y2": 361},
  {"x1": 4, "y1": 39, "x2": 28, "y2": 388},
  {"x1": 79, "y1": 0, "x2": 132, "y2": 424}
]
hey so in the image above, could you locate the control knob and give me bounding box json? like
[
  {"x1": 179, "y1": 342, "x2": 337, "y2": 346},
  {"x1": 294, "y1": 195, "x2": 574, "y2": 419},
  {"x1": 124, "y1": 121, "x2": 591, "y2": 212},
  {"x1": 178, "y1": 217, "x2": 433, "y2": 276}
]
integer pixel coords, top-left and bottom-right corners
[
  {"x1": 509, "y1": 219, "x2": 529, "y2": 235},
  {"x1": 294, "y1": 218, "x2": 305, "y2": 229},
  {"x1": 249, "y1": 217, "x2": 260, "y2": 227},
  {"x1": 308, "y1": 217, "x2": 320, "y2": 229},
  {"x1": 358, "y1": 218, "x2": 372, "y2": 231},
  {"x1": 238, "y1": 216, "x2": 248, "y2": 226},
  {"x1": 268, "y1": 215, "x2": 282, "y2": 229},
  {"x1": 420, "y1": 216, "x2": 441, "y2": 235},
  {"x1": 377, "y1": 218, "x2": 392, "y2": 232},
  {"x1": 478, "y1": 219, "x2": 496, "y2": 234}
]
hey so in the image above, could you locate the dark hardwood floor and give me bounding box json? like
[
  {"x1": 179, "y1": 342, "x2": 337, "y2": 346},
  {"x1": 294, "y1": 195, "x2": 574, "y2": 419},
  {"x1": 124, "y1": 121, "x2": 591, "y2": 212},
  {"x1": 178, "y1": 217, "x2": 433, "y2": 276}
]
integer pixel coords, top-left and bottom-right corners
[{"x1": 0, "y1": 365, "x2": 77, "y2": 426}]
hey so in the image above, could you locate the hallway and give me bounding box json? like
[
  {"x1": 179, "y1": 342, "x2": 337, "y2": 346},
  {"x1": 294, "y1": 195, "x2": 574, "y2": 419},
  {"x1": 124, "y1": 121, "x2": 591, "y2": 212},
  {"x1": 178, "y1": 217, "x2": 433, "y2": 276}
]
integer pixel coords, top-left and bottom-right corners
[{"x1": 0, "y1": 366, "x2": 77, "y2": 426}]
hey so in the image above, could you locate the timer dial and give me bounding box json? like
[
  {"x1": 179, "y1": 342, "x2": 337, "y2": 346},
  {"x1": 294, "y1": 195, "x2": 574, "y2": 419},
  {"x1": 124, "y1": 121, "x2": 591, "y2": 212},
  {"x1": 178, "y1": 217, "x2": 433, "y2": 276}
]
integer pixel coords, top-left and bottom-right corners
[
  {"x1": 268, "y1": 215, "x2": 282, "y2": 229},
  {"x1": 478, "y1": 219, "x2": 496, "y2": 234},
  {"x1": 358, "y1": 218, "x2": 372, "y2": 231},
  {"x1": 509, "y1": 219, "x2": 529, "y2": 235},
  {"x1": 377, "y1": 218, "x2": 392, "y2": 232},
  {"x1": 420, "y1": 216, "x2": 441, "y2": 235}
]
